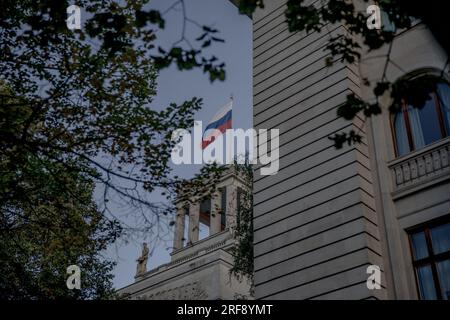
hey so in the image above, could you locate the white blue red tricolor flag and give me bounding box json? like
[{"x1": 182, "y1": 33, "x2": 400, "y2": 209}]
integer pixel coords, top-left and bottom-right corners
[{"x1": 202, "y1": 100, "x2": 233, "y2": 149}]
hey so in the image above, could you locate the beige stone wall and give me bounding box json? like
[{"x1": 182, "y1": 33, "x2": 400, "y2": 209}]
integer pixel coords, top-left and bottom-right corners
[{"x1": 252, "y1": 0, "x2": 387, "y2": 300}]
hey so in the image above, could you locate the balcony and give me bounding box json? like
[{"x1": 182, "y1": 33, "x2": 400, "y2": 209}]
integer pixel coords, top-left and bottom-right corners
[{"x1": 388, "y1": 138, "x2": 450, "y2": 199}]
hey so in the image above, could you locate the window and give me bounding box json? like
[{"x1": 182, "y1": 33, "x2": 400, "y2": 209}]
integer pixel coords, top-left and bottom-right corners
[
  {"x1": 393, "y1": 81, "x2": 450, "y2": 156},
  {"x1": 409, "y1": 219, "x2": 450, "y2": 300}
]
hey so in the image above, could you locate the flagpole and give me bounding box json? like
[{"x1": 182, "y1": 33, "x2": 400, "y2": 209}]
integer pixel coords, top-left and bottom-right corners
[{"x1": 227, "y1": 94, "x2": 234, "y2": 165}]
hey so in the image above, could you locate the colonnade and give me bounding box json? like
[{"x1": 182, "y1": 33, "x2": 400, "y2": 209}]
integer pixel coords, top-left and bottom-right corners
[{"x1": 172, "y1": 184, "x2": 238, "y2": 250}]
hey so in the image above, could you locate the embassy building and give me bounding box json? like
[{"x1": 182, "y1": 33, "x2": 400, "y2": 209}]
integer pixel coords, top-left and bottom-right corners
[
  {"x1": 247, "y1": 0, "x2": 450, "y2": 300},
  {"x1": 118, "y1": 0, "x2": 450, "y2": 300}
]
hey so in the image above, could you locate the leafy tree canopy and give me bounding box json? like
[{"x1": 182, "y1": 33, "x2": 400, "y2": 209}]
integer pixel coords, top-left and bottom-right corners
[
  {"x1": 0, "y1": 0, "x2": 227, "y2": 231},
  {"x1": 0, "y1": 0, "x2": 225, "y2": 298}
]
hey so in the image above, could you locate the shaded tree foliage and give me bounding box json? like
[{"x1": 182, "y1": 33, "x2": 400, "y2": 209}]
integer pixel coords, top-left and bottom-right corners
[
  {"x1": 0, "y1": 141, "x2": 121, "y2": 299},
  {"x1": 230, "y1": 161, "x2": 253, "y2": 296},
  {"x1": 0, "y1": 163, "x2": 120, "y2": 299},
  {"x1": 0, "y1": 85, "x2": 121, "y2": 299}
]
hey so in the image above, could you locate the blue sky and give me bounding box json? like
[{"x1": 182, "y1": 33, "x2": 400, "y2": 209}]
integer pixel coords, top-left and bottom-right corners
[{"x1": 107, "y1": 0, "x2": 252, "y2": 289}]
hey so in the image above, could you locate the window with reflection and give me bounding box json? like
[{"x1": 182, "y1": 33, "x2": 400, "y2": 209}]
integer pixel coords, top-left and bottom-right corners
[
  {"x1": 409, "y1": 218, "x2": 450, "y2": 300},
  {"x1": 393, "y1": 81, "x2": 450, "y2": 156}
]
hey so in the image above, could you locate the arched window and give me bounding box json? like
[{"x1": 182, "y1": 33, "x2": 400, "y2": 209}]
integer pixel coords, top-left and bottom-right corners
[{"x1": 393, "y1": 81, "x2": 450, "y2": 156}]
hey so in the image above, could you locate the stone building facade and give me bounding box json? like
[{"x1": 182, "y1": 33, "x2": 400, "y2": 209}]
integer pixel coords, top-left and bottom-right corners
[
  {"x1": 117, "y1": 167, "x2": 251, "y2": 300},
  {"x1": 248, "y1": 0, "x2": 450, "y2": 300}
]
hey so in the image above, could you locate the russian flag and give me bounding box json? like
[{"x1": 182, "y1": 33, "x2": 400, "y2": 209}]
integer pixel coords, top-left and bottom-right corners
[{"x1": 202, "y1": 100, "x2": 232, "y2": 150}]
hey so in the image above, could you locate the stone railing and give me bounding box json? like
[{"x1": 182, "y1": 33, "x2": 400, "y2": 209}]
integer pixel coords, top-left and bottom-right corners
[
  {"x1": 389, "y1": 138, "x2": 450, "y2": 197},
  {"x1": 139, "y1": 230, "x2": 233, "y2": 279}
]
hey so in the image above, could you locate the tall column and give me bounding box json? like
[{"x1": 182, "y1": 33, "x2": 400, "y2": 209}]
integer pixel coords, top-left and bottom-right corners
[
  {"x1": 226, "y1": 184, "x2": 238, "y2": 233},
  {"x1": 188, "y1": 202, "x2": 200, "y2": 244},
  {"x1": 210, "y1": 191, "x2": 222, "y2": 235},
  {"x1": 172, "y1": 206, "x2": 185, "y2": 251}
]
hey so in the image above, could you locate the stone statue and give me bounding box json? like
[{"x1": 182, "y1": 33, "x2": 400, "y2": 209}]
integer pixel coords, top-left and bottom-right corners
[{"x1": 135, "y1": 242, "x2": 149, "y2": 277}]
